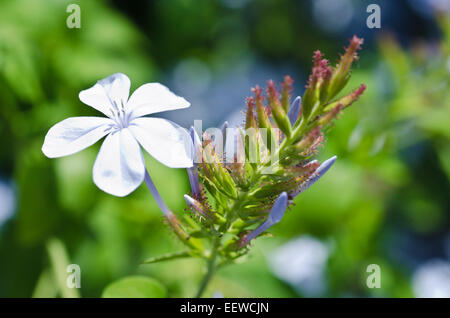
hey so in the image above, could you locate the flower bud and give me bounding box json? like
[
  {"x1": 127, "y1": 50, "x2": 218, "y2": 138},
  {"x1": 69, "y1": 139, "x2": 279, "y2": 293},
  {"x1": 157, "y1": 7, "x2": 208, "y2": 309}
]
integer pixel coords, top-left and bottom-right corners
[
  {"x1": 281, "y1": 75, "x2": 294, "y2": 113},
  {"x1": 318, "y1": 103, "x2": 344, "y2": 127},
  {"x1": 202, "y1": 142, "x2": 237, "y2": 198},
  {"x1": 325, "y1": 84, "x2": 366, "y2": 111},
  {"x1": 328, "y1": 35, "x2": 364, "y2": 99},
  {"x1": 291, "y1": 127, "x2": 322, "y2": 154},
  {"x1": 252, "y1": 85, "x2": 275, "y2": 152},
  {"x1": 288, "y1": 96, "x2": 301, "y2": 126},
  {"x1": 245, "y1": 97, "x2": 257, "y2": 130},
  {"x1": 302, "y1": 51, "x2": 333, "y2": 120},
  {"x1": 290, "y1": 155, "x2": 337, "y2": 198},
  {"x1": 252, "y1": 85, "x2": 271, "y2": 130},
  {"x1": 267, "y1": 80, "x2": 292, "y2": 137},
  {"x1": 241, "y1": 192, "x2": 288, "y2": 246}
]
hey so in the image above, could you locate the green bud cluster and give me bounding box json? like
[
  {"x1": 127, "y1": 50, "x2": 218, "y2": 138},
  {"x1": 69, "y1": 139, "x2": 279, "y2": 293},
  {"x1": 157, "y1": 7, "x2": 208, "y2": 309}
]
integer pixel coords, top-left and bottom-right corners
[{"x1": 144, "y1": 36, "x2": 367, "y2": 278}]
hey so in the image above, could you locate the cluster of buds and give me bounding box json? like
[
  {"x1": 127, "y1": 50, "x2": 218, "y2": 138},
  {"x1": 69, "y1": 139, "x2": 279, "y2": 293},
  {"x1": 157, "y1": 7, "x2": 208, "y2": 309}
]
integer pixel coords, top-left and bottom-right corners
[{"x1": 146, "y1": 36, "x2": 366, "y2": 269}]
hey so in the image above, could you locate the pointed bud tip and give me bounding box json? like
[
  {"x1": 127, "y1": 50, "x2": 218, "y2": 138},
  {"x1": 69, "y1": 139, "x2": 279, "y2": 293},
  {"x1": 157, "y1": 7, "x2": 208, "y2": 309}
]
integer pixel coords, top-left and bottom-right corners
[
  {"x1": 283, "y1": 75, "x2": 294, "y2": 84},
  {"x1": 183, "y1": 194, "x2": 195, "y2": 206},
  {"x1": 351, "y1": 35, "x2": 364, "y2": 49},
  {"x1": 270, "y1": 192, "x2": 288, "y2": 224},
  {"x1": 313, "y1": 50, "x2": 324, "y2": 64},
  {"x1": 317, "y1": 155, "x2": 337, "y2": 174},
  {"x1": 267, "y1": 80, "x2": 278, "y2": 99},
  {"x1": 325, "y1": 155, "x2": 337, "y2": 165},
  {"x1": 358, "y1": 84, "x2": 367, "y2": 94},
  {"x1": 278, "y1": 192, "x2": 288, "y2": 208}
]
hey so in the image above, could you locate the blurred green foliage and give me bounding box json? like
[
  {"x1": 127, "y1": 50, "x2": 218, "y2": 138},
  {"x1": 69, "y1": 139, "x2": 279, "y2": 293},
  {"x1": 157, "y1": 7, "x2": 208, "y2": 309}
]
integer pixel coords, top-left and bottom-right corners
[
  {"x1": 0, "y1": 0, "x2": 448, "y2": 297},
  {"x1": 102, "y1": 276, "x2": 167, "y2": 298}
]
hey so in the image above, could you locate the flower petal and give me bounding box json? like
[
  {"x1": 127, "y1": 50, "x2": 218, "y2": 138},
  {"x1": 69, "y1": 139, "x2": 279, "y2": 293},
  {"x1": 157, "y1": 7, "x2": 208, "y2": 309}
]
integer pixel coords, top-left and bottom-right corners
[
  {"x1": 129, "y1": 117, "x2": 193, "y2": 168},
  {"x1": 93, "y1": 128, "x2": 145, "y2": 197},
  {"x1": 79, "y1": 73, "x2": 131, "y2": 117},
  {"x1": 127, "y1": 83, "x2": 190, "y2": 118},
  {"x1": 42, "y1": 117, "x2": 114, "y2": 158}
]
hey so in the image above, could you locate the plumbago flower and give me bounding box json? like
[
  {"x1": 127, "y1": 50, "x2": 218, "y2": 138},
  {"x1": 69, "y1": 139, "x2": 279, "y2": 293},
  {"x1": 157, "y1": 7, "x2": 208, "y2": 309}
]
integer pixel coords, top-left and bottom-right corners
[
  {"x1": 42, "y1": 36, "x2": 366, "y2": 298},
  {"x1": 42, "y1": 73, "x2": 193, "y2": 197},
  {"x1": 140, "y1": 36, "x2": 367, "y2": 298}
]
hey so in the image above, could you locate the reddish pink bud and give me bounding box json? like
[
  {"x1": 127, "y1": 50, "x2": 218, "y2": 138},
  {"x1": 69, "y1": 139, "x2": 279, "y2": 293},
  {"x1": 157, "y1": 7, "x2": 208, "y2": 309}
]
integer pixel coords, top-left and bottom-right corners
[
  {"x1": 281, "y1": 75, "x2": 294, "y2": 113},
  {"x1": 326, "y1": 84, "x2": 366, "y2": 111},
  {"x1": 347, "y1": 35, "x2": 364, "y2": 58},
  {"x1": 294, "y1": 127, "x2": 322, "y2": 153},
  {"x1": 245, "y1": 97, "x2": 257, "y2": 129},
  {"x1": 267, "y1": 80, "x2": 292, "y2": 136},
  {"x1": 306, "y1": 50, "x2": 332, "y2": 91},
  {"x1": 252, "y1": 85, "x2": 271, "y2": 129},
  {"x1": 319, "y1": 103, "x2": 344, "y2": 127},
  {"x1": 328, "y1": 35, "x2": 364, "y2": 99}
]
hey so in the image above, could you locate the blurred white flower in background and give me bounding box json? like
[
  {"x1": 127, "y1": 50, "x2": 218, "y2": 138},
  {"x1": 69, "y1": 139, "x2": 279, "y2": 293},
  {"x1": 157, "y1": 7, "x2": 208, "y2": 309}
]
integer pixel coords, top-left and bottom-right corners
[
  {"x1": 0, "y1": 178, "x2": 16, "y2": 227},
  {"x1": 173, "y1": 59, "x2": 212, "y2": 97},
  {"x1": 268, "y1": 235, "x2": 331, "y2": 297},
  {"x1": 312, "y1": 0, "x2": 354, "y2": 34},
  {"x1": 413, "y1": 259, "x2": 450, "y2": 298},
  {"x1": 212, "y1": 291, "x2": 224, "y2": 298}
]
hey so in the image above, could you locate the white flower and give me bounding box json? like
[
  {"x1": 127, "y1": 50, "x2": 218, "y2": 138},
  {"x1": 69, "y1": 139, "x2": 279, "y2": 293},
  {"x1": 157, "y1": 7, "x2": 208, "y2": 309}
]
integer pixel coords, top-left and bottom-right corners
[{"x1": 42, "y1": 73, "x2": 193, "y2": 197}]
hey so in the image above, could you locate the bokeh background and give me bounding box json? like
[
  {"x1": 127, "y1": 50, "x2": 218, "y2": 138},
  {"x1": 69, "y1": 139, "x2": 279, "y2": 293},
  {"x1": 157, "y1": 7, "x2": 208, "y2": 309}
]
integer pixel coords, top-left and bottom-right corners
[{"x1": 0, "y1": 0, "x2": 449, "y2": 297}]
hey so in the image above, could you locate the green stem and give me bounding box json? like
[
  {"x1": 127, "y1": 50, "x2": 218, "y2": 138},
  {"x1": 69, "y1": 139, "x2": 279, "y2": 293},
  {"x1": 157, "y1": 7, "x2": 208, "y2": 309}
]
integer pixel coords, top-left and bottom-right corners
[
  {"x1": 141, "y1": 251, "x2": 190, "y2": 264},
  {"x1": 195, "y1": 235, "x2": 220, "y2": 298}
]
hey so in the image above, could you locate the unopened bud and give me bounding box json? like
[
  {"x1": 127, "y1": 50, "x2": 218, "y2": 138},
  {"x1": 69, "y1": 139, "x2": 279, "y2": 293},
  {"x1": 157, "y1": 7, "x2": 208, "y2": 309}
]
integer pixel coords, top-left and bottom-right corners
[
  {"x1": 290, "y1": 155, "x2": 337, "y2": 198},
  {"x1": 242, "y1": 192, "x2": 288, "y2": 246},
  {"x1": 318, "y1": 103, "x2": 344, "y2": 127},
  {"x1": 328, "y1": 35, "x2": 364, "y2": 99},
  {"x1": 281, "y1": 75, "x2": 294, "y2": 113},
  {"x1": 267, "y1": 80, "x2": 292, "y2": 137},
  {"x1": 288, "y1": 96, "x2": 301, "y2": 126},
  {"x1": 326, "y1": 84, "x2": 366, "y2": 111},
  {"x1": 245, "y1": 98, "x2": 257, "y2": 129},
  {"x1": 252, "y1": 85, "x2": 271, "y2": 130}
]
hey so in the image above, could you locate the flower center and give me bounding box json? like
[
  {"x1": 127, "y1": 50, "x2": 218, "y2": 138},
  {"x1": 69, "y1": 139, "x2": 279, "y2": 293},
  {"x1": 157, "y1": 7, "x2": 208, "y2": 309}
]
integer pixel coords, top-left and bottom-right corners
[{"x1": 110, "y1": 99, "x2": 130, "y2": 129}]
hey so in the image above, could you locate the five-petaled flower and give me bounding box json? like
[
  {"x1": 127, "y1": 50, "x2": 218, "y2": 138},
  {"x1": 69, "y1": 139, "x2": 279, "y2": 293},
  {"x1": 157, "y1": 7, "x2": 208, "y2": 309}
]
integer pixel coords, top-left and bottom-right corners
[{"x1": 42, "y1": 73, "x2": 194, "y2": 197}]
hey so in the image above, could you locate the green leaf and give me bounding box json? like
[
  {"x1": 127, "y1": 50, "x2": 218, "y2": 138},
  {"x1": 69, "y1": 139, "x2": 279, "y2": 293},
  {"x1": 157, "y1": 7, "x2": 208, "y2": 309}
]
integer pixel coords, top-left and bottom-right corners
[
  {"x1": 32, "y1": 268, "x2": 58, "y2": 298},
  {"x1": 102, "y1": 276, "x2": 167, "y2": 298}
]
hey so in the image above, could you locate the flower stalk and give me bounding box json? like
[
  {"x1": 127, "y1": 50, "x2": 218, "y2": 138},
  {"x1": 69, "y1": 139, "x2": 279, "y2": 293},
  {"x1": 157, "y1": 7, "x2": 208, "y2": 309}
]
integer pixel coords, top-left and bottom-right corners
[{"x1": 195, "y1": 235, "x2": 220, "y2": 298}]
